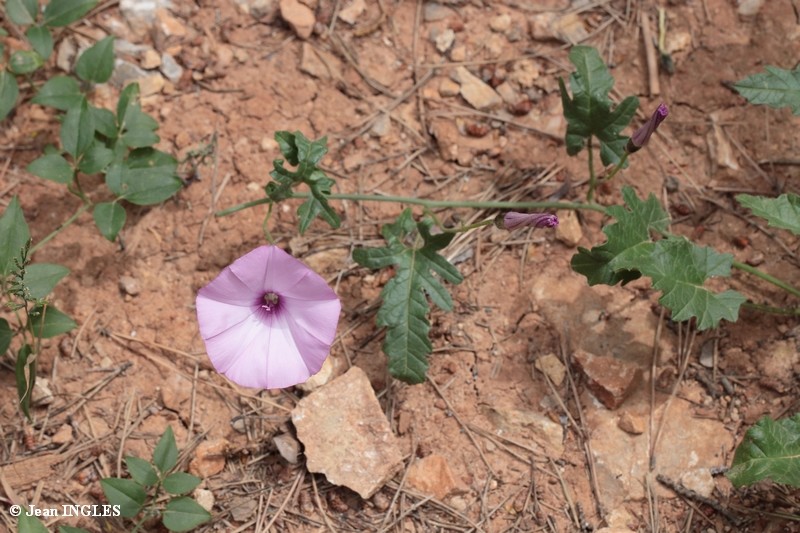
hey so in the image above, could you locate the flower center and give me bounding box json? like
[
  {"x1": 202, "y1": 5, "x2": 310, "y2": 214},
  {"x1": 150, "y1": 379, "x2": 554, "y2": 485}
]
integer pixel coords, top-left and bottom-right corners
[{"x1": 262, "y1": 291, "x2": 280, "y2": 311}]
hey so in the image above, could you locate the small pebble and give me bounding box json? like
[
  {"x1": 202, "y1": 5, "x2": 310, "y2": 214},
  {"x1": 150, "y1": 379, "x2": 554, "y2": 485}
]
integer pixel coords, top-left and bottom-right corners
[{"x1": 119, "y1": 276, "x2": 141, "y2": 296}]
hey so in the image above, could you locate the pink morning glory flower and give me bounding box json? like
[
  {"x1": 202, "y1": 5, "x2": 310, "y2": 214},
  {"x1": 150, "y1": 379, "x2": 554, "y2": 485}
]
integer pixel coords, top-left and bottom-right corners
[
  {"x1": 196, "y1": 245, "x2": 341, "y2": 389},
  {"x1": 625, "y1": 103, "x2": 669, "y2": 153},
  {"x1": 500, "y1": 212, "x2": 559, "y2": 230}
]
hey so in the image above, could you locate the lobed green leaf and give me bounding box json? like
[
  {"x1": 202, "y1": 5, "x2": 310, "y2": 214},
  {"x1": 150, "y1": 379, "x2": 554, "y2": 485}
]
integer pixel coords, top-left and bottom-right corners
[
  {"x1": 734, "y1": 65, "x2": 800, "y2": 115},
  {"x1": 727, "y1": 413, "x2": 800, "y2": 487},
  {"x1": 571, "y1": 186, "x2": 669, "y2": 286},
  {"x1": 353, "y1": 209, "x2": 463, "y2": 383},
  {"x1": 737, "y1": 193, "x2": 800, "y2": 235},
  {"x1": 559, "y1": 46, "x2": 639, "y2": 166},
  {"x1": 162, "y1": 497, "x2": 212, "y2": 532},
  {"x1": 611, "y1": 237, "x2": 746, "y2": 330},
  {"x1": 100, "y1": 477, "x2": 146, "y2": 518}
]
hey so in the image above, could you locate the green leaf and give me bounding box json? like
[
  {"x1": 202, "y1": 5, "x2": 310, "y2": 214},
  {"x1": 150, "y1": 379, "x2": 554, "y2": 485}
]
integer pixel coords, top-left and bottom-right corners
[
  {"x1": 61, "y1": 98, "x2": 94, "y2": 158},
  {"x1": 353, "y1": 209, "x2": 463, "y2": 383},
  {"x1": 9, "y1": 50, "x2": 44, "y2": 75},
  {"x1": 734, "y1": 65, "x2": 800, "y2": 115},
  {"x1": 100, "y1": 477, "x2": 146, "y2": 518},
  {"x1": 727, "y1": 413, "x2": 800, "y2": 487},
  {"x1": 558, "y1": 46, "x2": 639, "y2": 166},
  {"x1": 297, "y1": 170, "x2": 340, "y2": 234},
  {"x1": 0, "y1": 197, "x2": 30, "y2": 277},
  {"x1": 6, "y1": 0, "x2": 38, "y2": 25},
  {"x1": 737, "y1": 193, "x2": 800, "y2": 235},
  {"x1": 25, "y1": 263, "x2": 69, "y2": 299},
  {"x1": 26, "y1": 153, "x2": 74, "y2": 184},
  {"x1": 90, "y1": 105, "x2": 118, "y2": 139},
  {"x1": 26, "y1": 26, "x2": 54, "y2": 60},
  {"x1": 78, "y1": 141, "x2": 114, "y2": 174},
  {"x1": 114, "y1": 148, "x2": 181, "y2": 205},
  {"x1": 0, "y1": 70, "x2": 20, "y2": 120},
  {"x1": 32, "y1": 76, "x2": 82, "y2": 111},
  {"x1": 612, "y1": 237, "x2": 746, "y2": 330},
  {"x1": 15, "y1": 343, "x2": 34, "y2": 420},
  {"x1": 28, "y1": 304, "x2": 77, "y2": 338},
  {"x1": 153, "y1": 426, "x2": 178, "y2": 474},
  {"x1": 571, "y1": 186, "x2": 670, "y2": 286},
  {"x1": 0, "y1": 318, "x2": 11, "y2": 355},
  {"x1": 116, "y1": 83, "x2": 140, "y2": 122},
  {"x1": 163, "y1": 472, "x2": 202, "y2": 495},
  {"x1": 93, "y1": 202, "x2": 126, "y2": 241},
  {"x1": 125, "y1": 456, "x2": 158, "y2": 487},
  {"x1": 74, "y1": 36, "x2": 115, "y2": 83},
  {"x1": 17, "y1": 512, "x2": 49, "y2": 533},
  {"x1": 162, "y1": 497, "x2": 211, "y2": 532},
  {"x1": 275, "y1": 130, "x2": 301, "y2": 165},
  {"x1": 43, "y1": 0, "x2": 97, "y2": 27}
]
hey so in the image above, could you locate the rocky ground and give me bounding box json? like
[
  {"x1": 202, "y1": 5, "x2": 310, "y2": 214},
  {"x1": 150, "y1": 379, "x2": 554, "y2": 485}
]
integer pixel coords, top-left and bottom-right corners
[{"x1": 1, "y1": 0, "x2": 799, "y2": 531}]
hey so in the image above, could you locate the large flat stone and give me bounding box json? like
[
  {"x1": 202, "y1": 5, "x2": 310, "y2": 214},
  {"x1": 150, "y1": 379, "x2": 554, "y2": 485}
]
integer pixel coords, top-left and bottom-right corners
[{"x1": 292, "y1": 367, "x2": 403, "y2": 498}]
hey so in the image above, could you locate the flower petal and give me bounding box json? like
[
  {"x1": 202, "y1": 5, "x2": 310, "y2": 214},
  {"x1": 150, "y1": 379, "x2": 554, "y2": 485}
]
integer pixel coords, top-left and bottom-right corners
[{"x1": 196, "y1": 292, "x2": 255, "y2": 338}]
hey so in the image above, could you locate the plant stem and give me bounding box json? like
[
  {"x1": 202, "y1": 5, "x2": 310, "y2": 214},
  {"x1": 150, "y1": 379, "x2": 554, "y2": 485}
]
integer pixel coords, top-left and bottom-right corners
[
  {"x1": 741, "y1": 301, "x2": 800, "y2": 316},
  {"x1": 30, "y1": 203, "x2": 92, "y2": 255},
  {"x1": 217, "y1": 193, "x2": 609, "y2": 217},
  {"x1": 442, "y1": 219, "x2": 495, "y2": 233},
  {"x1": 586, "y1": 137, "x2": 596, "y2": 202},
  {"x1": 732, "y1": 260, "x2": 800, "y2": 299},
  {"x1": 600, "y1": 152, "x2": 629, "y2": 183}
]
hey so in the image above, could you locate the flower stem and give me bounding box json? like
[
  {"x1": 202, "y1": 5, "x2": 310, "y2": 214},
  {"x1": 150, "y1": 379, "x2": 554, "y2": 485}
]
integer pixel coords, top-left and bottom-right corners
[
  {"x1": 442, "y1": 219, "x2": 495, "y2": 233},
  {"x1": 732, "y1": 260, "x2": 800, "y2": 299},
  {"x1": 600, "y1": 152, "x2": 629, "y2": 183},
  {"x1": 587, "y1": 137, "x2": 597, "y2": 202},
  {"x1": 30, "y1": 203, "x2": 92, "y2": 255},
  {"x1": 247, "y1": 192, "x2": 609, "y2": 214},
  {"x1": 741, "y1": 301, "x2": 800, "y2": 316}
]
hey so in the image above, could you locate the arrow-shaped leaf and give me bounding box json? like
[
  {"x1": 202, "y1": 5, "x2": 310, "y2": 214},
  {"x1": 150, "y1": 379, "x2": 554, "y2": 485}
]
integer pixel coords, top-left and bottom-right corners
[
  {"x1": 353, "y1": 209, "x2": 463, "y2": 383},
  {"x1": 728, "y1": 413, "x2": 800, "y2": 487}
]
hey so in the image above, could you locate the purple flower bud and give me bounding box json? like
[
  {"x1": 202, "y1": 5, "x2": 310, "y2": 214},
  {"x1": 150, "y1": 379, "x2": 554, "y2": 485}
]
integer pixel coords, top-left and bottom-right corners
[
  {"x1": 625, "y1": 103, "x2": 669, "y2": 154},
  {"x1": 499, "y1": 212, "x2": 559, "y2": 231}
]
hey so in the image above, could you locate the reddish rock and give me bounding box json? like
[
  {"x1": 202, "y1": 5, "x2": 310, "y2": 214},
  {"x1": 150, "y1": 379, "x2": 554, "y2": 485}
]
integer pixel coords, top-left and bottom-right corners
[
  {"x1": 280, "y1": 0, "x2": 315, "y2": 39},
  {"x1": 292, "y1": 367, "x2": 403, "y2": 498},
  {"x1": 572, "y1": 350, "x2": 642, "y2": 409},
  {"x1": 406, "y1": 454, "x2": 458, "y2": 500},
  {"x1": 189, "y1": 439, "x2": 228, "y2": 478}
]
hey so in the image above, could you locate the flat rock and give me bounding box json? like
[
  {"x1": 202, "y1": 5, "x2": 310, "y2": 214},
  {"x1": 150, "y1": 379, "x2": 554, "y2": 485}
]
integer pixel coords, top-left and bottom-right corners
[
  {"x1": 292, "y1": 367, "x2": 403, "y2": 498},
  {"x1": 617, "y1": 412, "x2": 645, "y2": 435},
  {"x1": 299, "y1": 42, "x2": 341, "y2": 80},
  {"x1": 572, "y1": 349, "x2": 641, "y2": 410},
  {"x1": 738, "y1": 0, "x2": 764, "y2": 15},
  {"x1": 555, "y1": 209, "x2": 582, "y2": 247},
  {"x1": 296, "y1": 355, "x2": 339, "y2": 391},
  {"x1": 438, "y1": 78, "x2": 460, "y2": 97},
  {"x1": 529, "y1": 12, "x2": 588, "y2": 43},
  {"x1": 338, "y1": 0, "x2": 366, "y2": 24},
  {"x1": 482, "y1": 403, "x2": 564, "y2": 457},
  {"x1": 189, "y1": 439, "x2": 228, "y2": 478},
  {"x1": 534, "y1": 353, "x2": 566, "y2": 386},
  {"x1": 273, "y1": 433, "x2": 301, "y2": 463},
  {"x1": 423, "y1": 2, "x2": 457, "y2": 21},
  {"x1": 280, "y1": 0, "x2": 315, "y2": 39},
  {"x1": 452, "y1": 66, "x2": 502, "y2": 110},
  {"x1": 589, "y1": 399, "x2": 730, "y2": 508},
  {"x1": 406, "y1": 454, "x2": 458, "y2": 500},
  {"x1": 160, "y1": 53, "x2": 184, "y2": 83}
]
